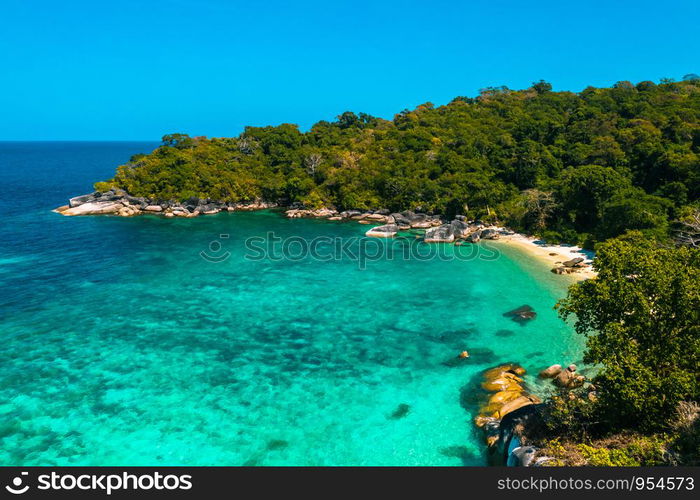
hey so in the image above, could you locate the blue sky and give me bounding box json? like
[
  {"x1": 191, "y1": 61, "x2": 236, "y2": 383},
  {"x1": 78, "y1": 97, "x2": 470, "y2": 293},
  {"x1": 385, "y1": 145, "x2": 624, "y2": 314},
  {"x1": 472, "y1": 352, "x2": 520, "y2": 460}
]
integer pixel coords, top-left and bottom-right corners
[{"x1": 1, "y1": 0, "x2": 698, "y2": 140}]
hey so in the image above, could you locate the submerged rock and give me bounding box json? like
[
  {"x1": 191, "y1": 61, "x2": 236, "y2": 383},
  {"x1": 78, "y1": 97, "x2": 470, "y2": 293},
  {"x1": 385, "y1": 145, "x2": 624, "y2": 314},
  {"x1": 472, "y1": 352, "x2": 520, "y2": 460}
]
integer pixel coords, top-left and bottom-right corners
[
  {"x1": 439, "y1": 445, "x2": 474, "y2": 461},
  {"x1": 389, "y1": 403, "x2": 411, "y2": 419},
  {"x1": 266, "y1": 439, "x2": 289, "y2": 451},
  {"x1": 503, "y1": 305, "x2": 537, "y2": 323}
]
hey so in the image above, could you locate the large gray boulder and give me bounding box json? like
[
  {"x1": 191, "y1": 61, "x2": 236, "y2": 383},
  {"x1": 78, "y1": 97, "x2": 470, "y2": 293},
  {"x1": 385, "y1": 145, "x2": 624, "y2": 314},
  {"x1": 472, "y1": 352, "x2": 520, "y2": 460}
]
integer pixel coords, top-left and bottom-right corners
[
  {"x1": 480, "y1": 228, "x2": 501, "y2": 240},
  {"x1": 365, "y1": 224, "x2": 399, "y2": 238},
  {"x1": 467, "y1": 231, "x2": 481, "y2": 243},
  {"x1": 68, "y1": 192, "x2": 97, "y2": 208},
  {"x1": 424, "y1": 224, "x2": 455, "y2": 243},
  {"x1": 94, "y1": 190, "x2": 124, "y2": 202},
  {"x1": 539, "y1": 364, "x2": 563, "y2": 378},
  {"x1": 449, "y1": 219, "x2": 470, "y2": 238},
  {"x1": 61, "y1": 201, "x2": 123, "y2": 216},
  {"x1": 391, "y1": 213, "x2": 409, "y2": 225}
]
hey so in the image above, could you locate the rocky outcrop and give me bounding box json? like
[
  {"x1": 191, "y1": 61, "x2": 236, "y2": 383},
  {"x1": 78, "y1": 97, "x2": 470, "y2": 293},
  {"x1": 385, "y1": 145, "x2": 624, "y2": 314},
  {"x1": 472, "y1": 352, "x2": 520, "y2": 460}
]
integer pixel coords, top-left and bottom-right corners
[
  {"x1": 562, "y1": 257, "x2": 584, "y2": 267},
  {"x1": 285, "y1": 208, "x2": 338, "y2": 218},
  {"x1": 365, "y1": 224, "x2": 399, "y2": 238},
  {"x1": 60, "y1": 201, "x2": 125, "y2": 216},
  {"x1": 232, "y1": 200, "x2": 277, "y2": 211},
  {"x1": 551, "y1": 266, "x2": 577, "y2": 275},
  {"x1": 552, "y1": 256, "x2": 589, "y2": 274},
  {"x1": 480, "y1": 228, "x2": 501, "y2": 240},
  {"x1": 539, "y1": 363, "x2": 586, "y2": 389},
  {"x1": 424, "y1": 224, "x2": 455, "y2": 243},
  {"x1": 399, "y1": 212, "x2": 442, "y2": 228},
  {"x1": 449, "y1": 219, "x2": 471, "y2": 239},
  {"x1": 467, "y1": 231, "x2": 481, "y2": 243},
  {"x1": 463, "y1": 226, "x2": 503, "y2": 243},
  {"x1": 553, "y1": 364, "x2": 585, "y2": 389},
  {"x1": 539, "y1": 364, "x2": 563, "y2": 379},
  {"x1": 474, "y1": 363, "x2": 543, "y2": 465},
  {"x1": 57, "y1": 189, "x2": 277, "y2": 218}
]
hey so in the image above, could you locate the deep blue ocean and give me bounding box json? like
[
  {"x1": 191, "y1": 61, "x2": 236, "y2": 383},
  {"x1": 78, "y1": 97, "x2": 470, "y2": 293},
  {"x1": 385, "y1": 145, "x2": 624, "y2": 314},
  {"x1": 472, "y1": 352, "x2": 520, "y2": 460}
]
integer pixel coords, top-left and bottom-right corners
[{"x1": 0, "y1": 142, "x2": 583, "y2": 465}]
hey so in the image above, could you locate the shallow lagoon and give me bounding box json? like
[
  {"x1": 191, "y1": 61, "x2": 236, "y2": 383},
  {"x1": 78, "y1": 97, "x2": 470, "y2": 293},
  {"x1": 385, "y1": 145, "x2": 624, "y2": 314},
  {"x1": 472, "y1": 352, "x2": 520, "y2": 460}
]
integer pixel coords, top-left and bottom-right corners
[{"x1": 0, "y1": 142, "x2": 583, "y2": 465}]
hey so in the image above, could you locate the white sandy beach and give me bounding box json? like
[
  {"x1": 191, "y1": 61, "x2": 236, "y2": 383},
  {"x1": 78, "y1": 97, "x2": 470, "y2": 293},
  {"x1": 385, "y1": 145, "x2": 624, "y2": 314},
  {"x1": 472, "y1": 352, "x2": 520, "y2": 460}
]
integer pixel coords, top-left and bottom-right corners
[{"x1": 489, "y1": 231, "x2": 597, "y2": 281}]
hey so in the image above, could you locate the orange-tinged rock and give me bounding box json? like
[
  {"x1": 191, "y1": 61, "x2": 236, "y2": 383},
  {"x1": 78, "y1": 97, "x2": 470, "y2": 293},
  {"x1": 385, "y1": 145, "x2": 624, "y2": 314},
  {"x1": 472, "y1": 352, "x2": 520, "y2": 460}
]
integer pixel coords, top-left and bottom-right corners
[
  {"x1": 474, "y1": 415, "x2": 492, "y2": 428},
  {"x1": 488, "y1": 390, "x2": 523, "y2": 406},
  {"x1": 497, "y1": 396, "x2": 535, "y2": 418},
  {"x1": 483, "y1": 364, "x2": 525, "y2": 380},
  {"x1": 482, "y1": 377, "x2": 523, "y2": 392}
]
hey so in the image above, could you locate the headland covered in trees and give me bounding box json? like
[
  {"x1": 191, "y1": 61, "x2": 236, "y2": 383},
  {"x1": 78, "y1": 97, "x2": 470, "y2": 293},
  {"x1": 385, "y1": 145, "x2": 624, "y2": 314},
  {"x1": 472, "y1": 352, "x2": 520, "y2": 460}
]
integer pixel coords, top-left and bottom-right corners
[{"x1": 60, "y1": 77, "x2": 699, "y2": 250}]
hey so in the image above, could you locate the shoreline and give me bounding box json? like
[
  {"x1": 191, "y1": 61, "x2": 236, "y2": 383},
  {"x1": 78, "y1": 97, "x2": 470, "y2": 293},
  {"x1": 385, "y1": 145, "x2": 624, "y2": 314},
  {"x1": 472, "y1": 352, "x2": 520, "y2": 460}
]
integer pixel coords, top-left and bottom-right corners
[
  {"x1": 488, "y1": 231, "x2": 597, "y2": 281},
  {"x1": 55, "y1": 190, "x2": 596, "y2": 280}
]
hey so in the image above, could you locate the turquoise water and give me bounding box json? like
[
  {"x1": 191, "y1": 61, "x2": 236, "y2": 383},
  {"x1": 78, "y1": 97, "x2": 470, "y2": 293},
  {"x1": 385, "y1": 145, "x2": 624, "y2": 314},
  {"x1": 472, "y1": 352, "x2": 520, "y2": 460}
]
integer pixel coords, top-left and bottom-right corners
[{"x1": 0, "y1": 142, "x2": 583, "y2": 466}]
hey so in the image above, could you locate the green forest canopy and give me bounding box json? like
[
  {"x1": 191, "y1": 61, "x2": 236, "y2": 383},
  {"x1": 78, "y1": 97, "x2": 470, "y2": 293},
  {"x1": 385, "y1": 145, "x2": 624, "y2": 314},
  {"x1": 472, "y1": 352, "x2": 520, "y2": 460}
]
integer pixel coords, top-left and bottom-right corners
[{"x1": 98, "y1": 78, "x2": 700, "y2": 247}]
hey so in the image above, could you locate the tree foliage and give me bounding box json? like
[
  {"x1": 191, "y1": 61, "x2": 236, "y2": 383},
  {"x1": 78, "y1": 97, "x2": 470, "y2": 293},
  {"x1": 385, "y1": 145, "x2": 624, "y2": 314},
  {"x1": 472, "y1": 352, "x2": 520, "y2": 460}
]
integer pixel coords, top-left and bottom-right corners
[
  {"x1": 101, "y1": 78, "x2": 700, "y2": 247},
  {"x1": 557, "y1": 233, "x2": 700, "y2": 431}
]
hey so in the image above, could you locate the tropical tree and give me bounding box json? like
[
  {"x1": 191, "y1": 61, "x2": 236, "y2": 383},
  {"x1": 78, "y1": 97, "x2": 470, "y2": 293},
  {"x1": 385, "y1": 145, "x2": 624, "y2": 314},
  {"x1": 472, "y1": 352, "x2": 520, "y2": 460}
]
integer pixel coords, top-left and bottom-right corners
[{"x1": 557, "y1": 233, "x2": 700, "y2": 431}]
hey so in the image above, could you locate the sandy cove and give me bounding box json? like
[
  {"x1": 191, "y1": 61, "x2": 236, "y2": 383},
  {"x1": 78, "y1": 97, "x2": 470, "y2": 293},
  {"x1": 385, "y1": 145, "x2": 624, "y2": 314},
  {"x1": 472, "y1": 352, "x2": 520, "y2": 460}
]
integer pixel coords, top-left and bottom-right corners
[{"x1": 488, "y1": 231, "x2": 597, "y2": 280}]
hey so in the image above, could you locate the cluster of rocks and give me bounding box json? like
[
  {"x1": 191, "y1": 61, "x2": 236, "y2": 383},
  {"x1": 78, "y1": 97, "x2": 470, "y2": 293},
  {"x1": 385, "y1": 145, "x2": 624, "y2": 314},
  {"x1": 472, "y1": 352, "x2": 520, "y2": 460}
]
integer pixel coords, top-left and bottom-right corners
[
  {"x1": 284, "y1": 207, "x2": 446, "y2": 229},
  {"x1": 539, "y1": 363, "x2": 587, "y2": 391},
  {"x1": 285, "y1": 207, "x2": 339, "y2": 219},
  {"x1": 474, "y1": 362, "x2": 594, "y2": 466},
  {"x1": 423, "y1": 219, "x2": 502, "y2": 243},
  {"x1": 55, "y1": 189, "x2": 277, "y2": 217},
  {"x1": 551, "y1": 257, "x2": 586, "y2": 275},
  {"x1": 363, "y1": 215, "x2": 504, "y2": 243},
  {"x1": 282, "y1": 207, "x2": 504, "y2": 241},
  {"x1": 56, "y1": 192, "x2": 512, "y2": 250},
  {"x1": 474, "y1": 364, "x2": 544, "y2": 466}
]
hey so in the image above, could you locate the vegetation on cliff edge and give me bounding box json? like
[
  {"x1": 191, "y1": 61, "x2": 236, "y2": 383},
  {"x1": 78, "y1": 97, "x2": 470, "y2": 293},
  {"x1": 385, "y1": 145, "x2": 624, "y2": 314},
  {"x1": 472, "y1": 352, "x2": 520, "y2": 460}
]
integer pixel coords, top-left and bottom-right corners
[{"x1": 97, "y1": 77, "x2": 700, "y2": 249}]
